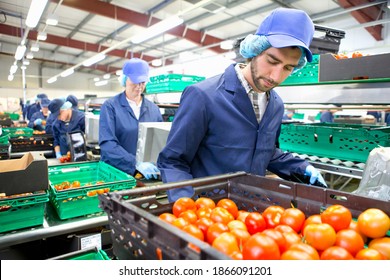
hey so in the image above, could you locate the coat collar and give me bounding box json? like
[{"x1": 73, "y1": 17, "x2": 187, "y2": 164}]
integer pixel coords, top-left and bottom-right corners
[{"x1": 119, "y1": 91, "x2": 149, "y2": 119}]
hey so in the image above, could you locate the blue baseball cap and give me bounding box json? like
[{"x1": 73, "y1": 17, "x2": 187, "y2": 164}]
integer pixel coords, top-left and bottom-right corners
[
  {"x1": 255, "y1": 8, "x2": 314, "y2": 62},
  {"x1": 40, "y1": 98, "x2": 50, "y2": 108},
  {"x1": 122, "y1": 58, "x2": 149, "y2": 84}
]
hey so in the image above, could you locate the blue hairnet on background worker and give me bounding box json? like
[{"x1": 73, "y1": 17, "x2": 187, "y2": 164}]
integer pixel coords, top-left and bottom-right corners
[
  {"x1": 99, "y1": 58, "x2": 163, "y2": 179},
  {"x1": 28, "y1": 97, "x2": 50, "y2": 131},
  {"x1": 158, "y1": 7, "x2": 327, "y2": 202},
  {"x1": 50, "y1": 98, "x2": 85, "y2": 158},
  {"x1": 46, "y1": 98, "x2": 64, "y2": 135},
  {"x1": 66, "y1": 95, "x2": 79, "y2": 109}
]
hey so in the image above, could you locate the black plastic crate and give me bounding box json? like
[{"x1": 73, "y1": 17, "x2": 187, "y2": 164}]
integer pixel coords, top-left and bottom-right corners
[{"x1": 99, "y1": 172, "x2": 390, "y2": 260}]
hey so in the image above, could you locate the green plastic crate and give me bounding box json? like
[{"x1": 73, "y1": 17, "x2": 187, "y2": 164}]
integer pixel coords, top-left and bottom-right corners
[
  {"x1": 281, "y1": 54, "x2": 319, "y2": 86},
  {"x1": 48, "y1": 161, "x2": 136, "y2": 220},
  {"x1": 146, "y1": 74, "x2": 205, "y2": 93},
  {"x1": 0, "y1": 132, "x2": 10, "y2": 144},
  {"x1": 2, "y1": 127, "x2": 33, "y2": 138},
  {"x1": 0, "y1": 191, "x2": 49, "y2": 233},
  {"x1": 4, "y1": 112, "x2": 20, "y2": 121},
  {"x1": 279, "y1": 123, "x2": 390, "y2": 163}
]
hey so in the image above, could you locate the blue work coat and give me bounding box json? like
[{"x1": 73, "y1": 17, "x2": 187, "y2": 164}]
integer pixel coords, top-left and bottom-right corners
[
  {"x1": 53, "y1": 109, "x2": 85, "y2": 155},
  {"x1": 157, "y1": 64, "x2": 309, "y2": 201},
  {"x1": 99, "y1": 92, "x2": 163, "y2": 175},
  {"x1": 320, "y1": 111, "x2": 334, "y2": 123},
  {"x1": 26, "y1": 103, "x2": 41, "y2": 121},
  {"x1": 45, "y1": 113, "x2": 58, "y2": 135},
  {"x1": 28, "y1": 111, "x2": 48, "y2": 131}
]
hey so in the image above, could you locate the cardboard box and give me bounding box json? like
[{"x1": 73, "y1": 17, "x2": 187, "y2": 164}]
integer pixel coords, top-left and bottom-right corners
[{"x1": 0, "y1": 152, "x2": 48, "y2": 196}]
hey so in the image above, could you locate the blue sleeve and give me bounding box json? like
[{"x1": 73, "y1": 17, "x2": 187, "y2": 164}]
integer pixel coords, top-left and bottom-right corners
[
  {"x1": 28, "y1": 113, "x2": 38, "y2": 128},
  {"x1": 157, "y1": 86, "x2": 207, "y2": 183},
  {"x1": 99, "y1": 101, "x2": 137, "y2": 175},
  {"x1": 53, "y1": 123, "x2": 60, "y2": 147}
]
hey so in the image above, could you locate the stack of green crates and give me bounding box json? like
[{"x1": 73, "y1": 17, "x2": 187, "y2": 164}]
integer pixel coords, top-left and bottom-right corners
[
  {"x1": 281, "y1": 54, "x2": 320, "y2": 86},
  {"x1": 48, "y1": 161, "x2": 136, "y2": 220},
  {"x1": 0, "y1": 191, "x2": 49, "y2": 233},
  {"x1": 279, "y1": 122, "x2": 390, "y2": 163},
  {"x1": 0, "y1": 132, "x2": 10, "y2": 160},
  {"x1": 146, "y1": 74, "x2": 205, "y2": 93}
]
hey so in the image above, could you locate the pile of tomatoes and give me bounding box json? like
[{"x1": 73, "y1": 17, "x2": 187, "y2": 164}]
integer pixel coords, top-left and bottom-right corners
[{"x1": 158, "y1": 197, "x2": 390, "y2": 260}]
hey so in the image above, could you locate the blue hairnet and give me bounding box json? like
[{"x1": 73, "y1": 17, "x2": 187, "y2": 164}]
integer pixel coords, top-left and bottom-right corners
[
  {"x1": 66, "y1": 95, "x2": 78, "y2": 108},
  {"x1": 120, "y1": 74, "x2": 127, "y2": 87},
  {"x1": 239, "y1": 34, "x2": 307, "y2": 73}
]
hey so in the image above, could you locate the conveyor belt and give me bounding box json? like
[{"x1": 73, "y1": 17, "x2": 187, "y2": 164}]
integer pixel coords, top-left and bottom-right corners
[{"x1": 292, "y1": 153, "x2": 364, "y2": 179}]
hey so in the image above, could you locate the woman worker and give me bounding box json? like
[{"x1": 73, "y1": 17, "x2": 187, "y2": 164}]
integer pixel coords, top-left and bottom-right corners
[
  {"x1": 50, "y1": 98, "x2": 85, "y2": 158},
  {"x1": 28, "y1": 97, "x2": 50, "y2": 131},
  {"x1": 99, "y1": 58, "x2": 163, "y2": 179}
]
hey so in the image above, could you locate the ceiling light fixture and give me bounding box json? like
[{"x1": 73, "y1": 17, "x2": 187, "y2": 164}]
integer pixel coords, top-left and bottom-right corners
[
  {"x1": 31, "y1": 43, "x2": 40, "y2": 52},
  {"x1": 15, "y1": 45, "x2": 27, "y2": 60},
  {"x1": 220, "y1": 40, "x2": 234, "y2": 50},
  {"x1": 46, "y1": 14, "x2": 59, "y2": 26},
  {"x1": 8, "y1": 75, "x2": 14, "y2": 81},
  {"x1": 10, "y1": 64, "x2": 18, "y2": 74},
  {"x1": 26, "y1": 52, "x2": 34, "y2": 59},
  {"x1": 82, "y1": 53, "x2": 106, "y2": 67},
  {"x1": 60, "y1": 68, "x2": 75, "y2": 78},
  {"x1": 47, "y1": 76, "x2": 57, "y2": 84},
  {"x1": 388, "y1": 0, "x2": 390, "y2": 9},
  {"x1": 37, "y1": 32, "x2": 47, "y2": 41},
  {"x1": 95, "y1": 80, "x2": 108, "y2": 87},
  {"x1": 23, "y1": 60, "x2": 30, "y2": 66},
  {"x1": 103, "y1": 74, "x2": 111, "y2": 79},
  {"x1": 26, "y1": 0, "x2": 49, "y2": 28},
  {"x1": 93, "y1": 77, "x2": 100, "y2": 82},
  {"x1": 131, "y1": 16, "x2": 184, "y2": 44},
  {"x1": 152, "y1": 59, "x2": 162, "y2": 67},
  {"x1": 115, "y1": 70, "x2": 123, "y2": 76}
]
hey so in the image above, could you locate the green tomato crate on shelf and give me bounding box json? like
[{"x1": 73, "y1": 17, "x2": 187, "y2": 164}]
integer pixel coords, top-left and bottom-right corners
[
  {"x1": 50, "y1": 247, "x2": 111, "y2": 260},
  {"x1": 0, "y1": 190, "x2": 49, "y2": 233},
  {"x1": 1, "y1": 127, "x2": 34, "y2": 138},
  {"x1": 0, "y1": 132, "x2": 10, "y2": 144},
  {"x1": 48, "y1": 161, "x2": 136, "y2": 220},
  {"x1": 279, "y1": 122, "x2": 390, "y2": 163},
  {"x1": 281, "y1": 54, "x2": 320, "y2": 86},
  {"x1": 146, "y1": 74, "x2": 205, "y2": 93}
]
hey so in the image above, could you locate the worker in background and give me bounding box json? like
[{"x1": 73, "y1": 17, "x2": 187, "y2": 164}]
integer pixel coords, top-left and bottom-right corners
[
  {"x1": 28, "y1": 97, "x2": 50, "y2": 131},
  {"x1": 46, "y1": 98, "x2": 65, "y2": 135},
  {"x1": 66, "y1": 95, "x2": 79, "y2": 110},
  {"x1": 158, "y1": 8, "x2": 327, "y2": 202},
  {"x1": 26, "y1": 93, "x2": 48, "y2": 121},
  {"x1": 99, "y1": 58, "x2": 163, "y2": 179},
  {"x1": 320, "y1": 110, "x2": 334, "y2": 123},
  {"x1": 50, "y1": 98, "x2": 85, "y2": 158}
]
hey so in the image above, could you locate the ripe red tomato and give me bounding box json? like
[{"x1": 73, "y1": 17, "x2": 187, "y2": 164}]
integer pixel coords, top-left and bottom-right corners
[
  {"x1": 195, "y1": 217, "x2": 214, "y2": 237},
  {"x1": 216, "y1": 198, "x2": 239, "y2": 218},
  {"x1": 334, "y1": 229, "x2": 365, "y2": 256},
  {"x1": 245, "y1": 212, "x2": 266, "y2": 235},
  {"x1": 287, "y1": 243, "x2": 319, "y2": 260},
  {"x1": 302, "y1": 214, "x2": 322, "y2": 233},
  {"x1": 196, "y1": 207, "x2": 212, "y2": 218},
  {"x1": 279, "y1": 208, "x2": 305, "y2": 233},
  {"x1": 320, "y1": 246, "x2": 354, "y2": 260},
  {"x1": 242, "y1": 233, "x2": 281, "y2": 260},
  {"x1": 159, "y1": 212, "x2": 177, "y2": 224},
  {"x1": 281, "y1": 249, "x2": 313, "y2": 260},
  {"x1": 227, "y1": 220, "x2": 247, "y2": 231},
  {"x1": 368, "y1": 237, "x2": 390, "y2": 259},
  {"x1": 348, "y1": 219, "x2": 367, "y2": 243},
  {"x1": 210, "y1": 207, "x2": 234, "y2": 224},
  {"x1": 262, "y1": 228, "x2": 287, "y2": 253},
  {"x1": 357, "y1": 208, "x2": 390, "y2": 239},
  {"x1": 171, "y1": 217, "x2": 189, "y2": 229},
  {"x1": 179, "y1": 210, "x2": 198, "y2": 224},
  {"x1": 212, "y1": 232, "x2": 240, "y2": 256},
  {"x1": 274, "y1": 224, "x2": 295, "y2": 234},
  {"x1": 230, "y1": 228, "x2": 251, "y2": 249},
  {"x1": 206, "y1": 222, "x2": 229, "y2": 244},
  {"x1": 182, "y1": 224, "x2": 204, "y2": 241},
  {"x1": 281, "y1": 231, "x2": 302, "y2": 251},
  {"x1": 303, "y1": 223, "x2": 336, "y2": 251},
  {"x1": 172, "y1": 197, "x2": 197, "y2": 217},
  {"x1": 355, "y1": 248, "x2": 386, "y2": 260},
  {"x1": 262, "y1": 205, "x2": 285, "y2": 229},
  {"x1": 195, "y1": 197, "x2": 216, "y2": 210},
  {"x1": 321, "y1": 204, "x2": 352, "y2": 232},
  {"x1": 236, "y1": 210, "x2": 250, "y2": 223}
]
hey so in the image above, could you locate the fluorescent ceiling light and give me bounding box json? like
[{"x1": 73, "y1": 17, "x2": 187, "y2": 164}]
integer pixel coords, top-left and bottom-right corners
[
  {"x1": 131, "y1": 16, "x2": 184, "y2": 44},
  {"x1": 93, "y1": 77, "x2": 100, "y2": 82},
  {"x1": 26, "y1": 0, "x2": 48, "y2": 28},
  {"x1": 26, "y1": 52, "x2": 34, "y2": 59},
  {"x1": 46, "y1": 14, "x2": 58, "y2": 26},
  {"x1": 224, "y1": 51, "x2": 237, "y2": 60},
  {"x1": 10, "y1": 64, "x2": 18, "y2": 74},
  {"x1": 37, "y1": 32, "x2": 47, "y2": 41},
  {"x1": 115, "y1": 70, "x2": 123, "y2": 76},
  {"x1": 152, "y1": 59, "x2": 162, "y2": 67},
  {"x1": 47, "y1": 76, "x2": 57, "y2": 84},
  {"x1": 8, "y1": 75, "x2": 14, "y2": 81},
  {"x1": 31, "y1": 43, "x2": 40, "y2": 52},
  {"x1": 23, "y1": 60, "x2": 30, "y2": 65},
  {"x1": 82, "y1": 53, "x2": 106, "y2": 67},
  {"x1": 103, "y1": 74, "x2": 111, "y2": 79},
  {"x1": 220, "y1": 40, "x2": 234, "y2": 50},
  {"x1": 20, "y1": 65, "x2": 27, "y2": 70},
  {"x1": 15, "y1": 45, "x2": 27, "y2": 60},
  {"x1": 95, "y1": 80, "x2": 108, "y2": 87},
  {"x1": 60, "y1": 68, "x2": 75, "y2": 77}
]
